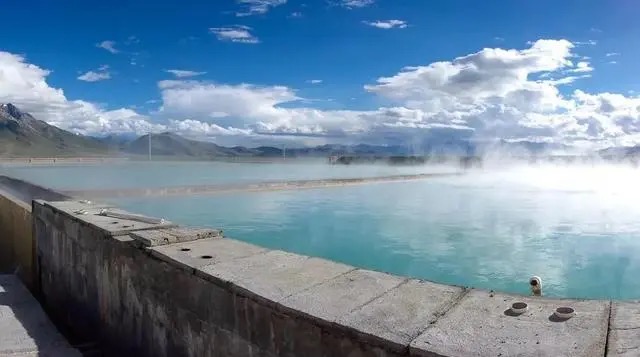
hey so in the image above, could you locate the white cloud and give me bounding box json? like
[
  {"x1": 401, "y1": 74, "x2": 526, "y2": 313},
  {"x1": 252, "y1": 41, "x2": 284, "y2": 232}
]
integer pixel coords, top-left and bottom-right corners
[
  {"x1": 289, "y1": 11, "x2": 303, "y2": 18},
  {"x1": 122, "y1": 39, "x2": 640, "y2": 148},
  {"x1": 209, "y1": 26, "x2": 259, "y2": 44},
  {"x1": 359, "y1": 39, "x2": 640, "y2": 148},
  {"x1": 77, "y1": 71, "x2": 110, "y2": 82},
  {"x1": 575, "y1": 40, "x2": 597, "y2": 46},
  {"x1": 236, "y1": 0, "x2": 286, "y2": 16},
  {"x1": 6, "y1": 39, "x2": 640, "y2": 149},
  {"x1": 307, "y1": 79, "x2": 323, "y2": 84},
  {"x1": 96, "y1": 40, "x2": 119, "y2": 54},
  {"x1": 0, "y1": 51, "x2": 226, "y2": 138},
  {"x1": 363, "y1": 20, "x2": 407, "y2": 29},
  {"x1": 337, "y1": 0, "x2": 374, "y2": 8},
  {"x1": 78, "y1": 65, "x2": 111, "y2": 82},
  {"x1": 606, "y1": 52, "x2": 620, "y2": 57},
  {"x1": 571, "y1": 61, "x2": 593, "y2": 73},
  {"x1": 609, "y1": 61, "x2": 618, "y2": 65},
  {"x1": 165, "y1": 69, "x2": 207, "y2": 78}
]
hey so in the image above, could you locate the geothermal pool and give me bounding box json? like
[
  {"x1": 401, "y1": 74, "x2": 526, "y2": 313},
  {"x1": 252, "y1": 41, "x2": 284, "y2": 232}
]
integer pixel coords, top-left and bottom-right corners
[{"x1": 3, "y1": 162, "x2": 640, "y2": 299}]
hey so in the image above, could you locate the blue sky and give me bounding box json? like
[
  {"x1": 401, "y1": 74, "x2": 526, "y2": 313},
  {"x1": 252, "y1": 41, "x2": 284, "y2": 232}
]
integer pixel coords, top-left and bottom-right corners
[{"x1": 2, "y1": 0, "x2": 640, "y2": 148}]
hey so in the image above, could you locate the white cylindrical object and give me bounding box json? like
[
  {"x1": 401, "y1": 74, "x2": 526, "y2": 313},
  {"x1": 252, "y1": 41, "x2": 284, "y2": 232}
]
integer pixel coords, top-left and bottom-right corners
[{"x1": 530, "y1": 276, "x2": 542, "y2": 296}]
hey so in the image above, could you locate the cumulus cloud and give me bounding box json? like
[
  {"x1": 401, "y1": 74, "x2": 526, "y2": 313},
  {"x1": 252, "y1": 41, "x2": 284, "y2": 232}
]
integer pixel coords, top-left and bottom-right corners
[
  {"x1": 361, "y1": 39, "x2": 640, "y2": 148},
  {"x1": 78, "y1": 65, "x2": 111, "y2": 82},
  {"x1": 236, "y1": 0, "x2": 286, "y2": 16},
  {"x1": 165, "y1": 69, "x2": 207, "y2": 78},
  {"x1": 0, "y1": 51, "x2": 227, "y2": 139},
  {"x1": 60, "y1": 40, "x2": 640, "y2": 147},
  {"x1": 210, "y1": 26, "x2": 259, "y2": 44},
  {"x1": 5, "y1": 38, "x2": 640, "y2": 149},
  {"x1": 363, "y1": 20, "x2": 407, "y2": 29},
  {"x1": 96, "y1": 40, "x2": 119, "y2": 54}
]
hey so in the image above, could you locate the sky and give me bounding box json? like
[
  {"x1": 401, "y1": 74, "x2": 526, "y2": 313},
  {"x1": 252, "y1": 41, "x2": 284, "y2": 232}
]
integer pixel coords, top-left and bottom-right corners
[{"x1": 2, "y1": 0, "x2": 640, "y2": 149}]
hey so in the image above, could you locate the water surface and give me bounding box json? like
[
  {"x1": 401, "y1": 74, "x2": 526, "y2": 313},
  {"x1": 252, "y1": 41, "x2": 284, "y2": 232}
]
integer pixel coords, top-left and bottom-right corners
[
  {"x1": 0, "y1": 161, "x2": 453, "y2": 190},
  {"x1": 109, "y1": 165, "x2": 640, "y2": 300}
]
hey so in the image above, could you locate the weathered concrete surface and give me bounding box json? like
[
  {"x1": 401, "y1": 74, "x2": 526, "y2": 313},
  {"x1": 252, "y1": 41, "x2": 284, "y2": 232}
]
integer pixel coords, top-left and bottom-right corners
[
  {"x1": 0, "y1": 189, "x2": 33, "y2": 290},
  {"x1": 607, "y1": 302, "x2": 640, "y2": 356},
  {"x1": 43, "y1": 200, "x2": 177, "y2": 236},
  {"x1": 151, "y1": 237, "x2": 267, "y2": 271},
  {"x1": 130, "y1": 227, "x2": 222, "y2": 247},
  {"x1": 338, "y1": 279, "x2": 467, "y2": 352},
  {"x1": 201, "y1": 250, "x2": 354, "y2": 302},
  {"x1": 280, "y1": 269, "x2": 406, "y2": 322},
  {"x1": 410, "y1": 289, "x2": 610, "y2": 357},
  {"x1": 0, "y1": 274, "x2": 80, "y2": 356}
]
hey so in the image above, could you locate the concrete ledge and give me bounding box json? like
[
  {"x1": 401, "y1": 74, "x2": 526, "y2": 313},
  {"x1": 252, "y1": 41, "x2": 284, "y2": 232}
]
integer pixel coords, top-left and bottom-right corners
[
  {"x1": 30, "y1": 198, "x2": 623, "y2": 357},
  {"x1": 607, "y1": 302, "x2": 640, "y2": 356},
  {"x1": 130, "y1": 227, "x2": 223, "y2": 247},
  {"x1": 410, "y1": 289, "x2": 609, "y2": 357}
]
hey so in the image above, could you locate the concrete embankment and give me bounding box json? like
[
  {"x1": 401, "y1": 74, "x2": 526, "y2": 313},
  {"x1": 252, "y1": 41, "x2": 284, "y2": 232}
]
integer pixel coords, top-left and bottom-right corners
[
  {"x1": 0, "y1": 177, "x2": 637, "y2": 356},
  {"x1": 61, "y1": 172, "x2": 463, "y2": 199}
]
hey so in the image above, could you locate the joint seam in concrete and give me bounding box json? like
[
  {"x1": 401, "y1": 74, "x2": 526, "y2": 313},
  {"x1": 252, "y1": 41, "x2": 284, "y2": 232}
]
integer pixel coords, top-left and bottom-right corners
[
  {"x1": 604, "y1": 301, "x2": 613, "y2": 357},
  {"x1": 406, "y1": 287, "x2": 471, "y2": 349},
  {"x1": 346, "y1": 277, "x2": 410, "y2": 317},
  {"x1": 276, "y1": 263, "x2": 358, "y2": 303}
]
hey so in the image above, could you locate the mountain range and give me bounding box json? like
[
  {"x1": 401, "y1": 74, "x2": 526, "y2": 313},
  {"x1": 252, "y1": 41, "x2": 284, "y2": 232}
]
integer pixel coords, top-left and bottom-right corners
[{"x1": 1, "y1": 103, "x2": 638, "y2": 160}]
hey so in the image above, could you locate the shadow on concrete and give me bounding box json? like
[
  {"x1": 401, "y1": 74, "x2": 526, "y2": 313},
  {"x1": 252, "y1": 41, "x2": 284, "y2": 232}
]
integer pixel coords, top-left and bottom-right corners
[
  {"x1": 548, "y1": 314, "x2": 572, "y2": 323},
  {"x1": 503, "y1": 308, "x2": 525, "y2": 317},
  {"x1": 0, "y1": 274, "x2": 81, "y2": 356}
]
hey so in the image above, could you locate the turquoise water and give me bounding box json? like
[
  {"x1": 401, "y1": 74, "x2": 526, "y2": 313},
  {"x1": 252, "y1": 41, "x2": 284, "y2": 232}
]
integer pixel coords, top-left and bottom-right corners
[
  {"x1": 112, "y1": 165, "x2": 640, "y2": 300},
  {"x1": 4, "y1": 162, "x2": 640, "y2": 299},
  {"x1": 0, "y1": 161, "x2": 452, "y2": 190}
]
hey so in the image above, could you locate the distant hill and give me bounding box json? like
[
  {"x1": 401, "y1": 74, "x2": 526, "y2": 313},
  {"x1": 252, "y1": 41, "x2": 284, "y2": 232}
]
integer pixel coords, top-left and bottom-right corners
[
  {"x1": 0, "y1": 103, "x2": 107, "y2": 157},
  {"x1": 1, "y1": 103, "x2": 633, "y2": 161},
  {"x1": 123, "y1": 132, "x2": 242, "y2": 158}
]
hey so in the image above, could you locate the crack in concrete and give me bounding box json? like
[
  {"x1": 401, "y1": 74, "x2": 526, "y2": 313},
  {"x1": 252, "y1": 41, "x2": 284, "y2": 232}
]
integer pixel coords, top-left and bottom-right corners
[
  {"x1": 406, "y1": 287, "x2": 470, "y2": 348},
  {"x1": 346, "y1": 278, "x2": 410, "y2": 316}
]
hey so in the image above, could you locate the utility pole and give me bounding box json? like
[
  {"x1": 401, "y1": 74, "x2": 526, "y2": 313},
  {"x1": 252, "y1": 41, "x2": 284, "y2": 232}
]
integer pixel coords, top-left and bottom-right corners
[{"x1": 148, "y1": 132, "x2": 151, "y2": 161}]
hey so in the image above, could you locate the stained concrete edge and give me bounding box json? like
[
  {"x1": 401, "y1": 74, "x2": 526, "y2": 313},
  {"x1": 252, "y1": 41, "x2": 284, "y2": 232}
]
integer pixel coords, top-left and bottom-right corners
[{"x1": 39, "y1": 199, "x2": 616, "y2": 356}]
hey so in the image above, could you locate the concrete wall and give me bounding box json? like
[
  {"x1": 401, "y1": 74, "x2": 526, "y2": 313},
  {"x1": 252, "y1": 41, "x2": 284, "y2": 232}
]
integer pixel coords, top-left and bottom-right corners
[
  {"x1": 32, "y1": 199, "x2": 618, "y2": 357},
  {"x1": 0, "y1": 190, "x2": 33, "y2": 289},
  {"x1": 0, "y1": 177, "x2": 69, "y2": 292}
]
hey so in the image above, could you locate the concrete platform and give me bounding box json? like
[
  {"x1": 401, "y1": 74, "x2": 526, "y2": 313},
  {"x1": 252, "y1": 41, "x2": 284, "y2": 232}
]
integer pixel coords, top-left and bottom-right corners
[
  {"x1": 43, "y1": 200, "x2": 177, "y2": 236},
  {"x1": 200, "y1": 250, "x2": 354, "y2": 302},
  {"x1": 338, "y1": 279, "x2": 466, "y2": 351},
  {"x1": 410, "y1": 289, "x2": 610, "y2": 357},
  {"x1": 151, "y1": 237, "x2": 268, "y2": 271},
  {"x1": 0, "y1": 274, "x2": 81, "y2": 356},
  {"x1": 280, "y1": 269, "x2": 406, "y2": 323},
  {"x1": 607, "y1": 302, "x2": 640, "y2": 356}
]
